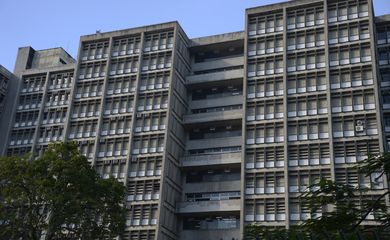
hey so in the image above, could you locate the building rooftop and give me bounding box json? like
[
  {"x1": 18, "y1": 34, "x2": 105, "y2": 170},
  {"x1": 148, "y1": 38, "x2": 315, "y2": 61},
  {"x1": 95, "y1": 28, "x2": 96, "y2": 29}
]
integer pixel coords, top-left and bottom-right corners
[
  {"x1": 190, "y1": 31, "x2": 245, "y2": 47},
  {"x1": 376, "y1": 14, "x2": 390, "y2": 23}
]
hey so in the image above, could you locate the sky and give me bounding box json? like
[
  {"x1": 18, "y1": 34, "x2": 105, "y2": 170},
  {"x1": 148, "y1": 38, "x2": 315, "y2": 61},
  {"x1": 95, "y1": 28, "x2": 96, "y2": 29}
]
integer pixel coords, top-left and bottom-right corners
[{"x1": 1, "y1": 0, "x2": 390, "y2": 71}]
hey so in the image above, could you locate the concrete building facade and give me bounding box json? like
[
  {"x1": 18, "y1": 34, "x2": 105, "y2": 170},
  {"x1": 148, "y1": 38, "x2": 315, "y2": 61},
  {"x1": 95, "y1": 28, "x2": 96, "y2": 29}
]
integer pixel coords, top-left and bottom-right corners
[{"x1": 0, "y1": 0, "x2": 389, "y2": 239}]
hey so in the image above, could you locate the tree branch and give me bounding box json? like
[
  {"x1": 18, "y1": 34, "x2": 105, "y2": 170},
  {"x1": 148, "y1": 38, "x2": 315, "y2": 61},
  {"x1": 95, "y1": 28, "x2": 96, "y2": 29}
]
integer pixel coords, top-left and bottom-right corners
[{"x1": 351, "y1": 190, "x2": 390, "y2": 231}]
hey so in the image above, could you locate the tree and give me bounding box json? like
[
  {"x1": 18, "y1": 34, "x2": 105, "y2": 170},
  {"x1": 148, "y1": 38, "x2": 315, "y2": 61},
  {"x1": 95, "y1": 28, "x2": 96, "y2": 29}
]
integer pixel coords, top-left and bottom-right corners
[
  {"x1": 297, "y1": 152, "x2": 390, "y2": 239},
  {"x1": 0, "y1": 142, "x2": 126, "y2": 240},
  {"x1": 244, "y1": 152, "x2": 390, "y2": 239},
  {"x1": 300, "y1": 178, "x2": 371, "y2": 238}
]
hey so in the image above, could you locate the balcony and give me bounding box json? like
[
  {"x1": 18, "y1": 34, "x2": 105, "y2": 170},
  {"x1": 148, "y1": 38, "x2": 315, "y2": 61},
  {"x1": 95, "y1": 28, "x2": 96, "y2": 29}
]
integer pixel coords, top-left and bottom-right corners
[
  {"x1": 190, "y1": 95, "x2": 243, "y2": 110},
  {"x1": 178, "y1": 199, "x2": 240, "y2": 214},
  {"x1": 184, "y1": 109, "x2": 242, "y2": 124},
  {"x1": 184, "y1": 180, "x2": 241, "y2": 193},
  {"x1": 191, "y1": 56, "x2": 244, "y2": 72},
  {"x1": 186, "y1": 69, "x2": 243, "y2": 85},
  {"x1": 180, "y1": 229, "x2": 239, "y2": 240},
  {"x1": 181, "y1": 151, "x2": 241, "y2": 167},
  {"x1": 186, "y1": 136, "x2": 242, "y2": 150}
]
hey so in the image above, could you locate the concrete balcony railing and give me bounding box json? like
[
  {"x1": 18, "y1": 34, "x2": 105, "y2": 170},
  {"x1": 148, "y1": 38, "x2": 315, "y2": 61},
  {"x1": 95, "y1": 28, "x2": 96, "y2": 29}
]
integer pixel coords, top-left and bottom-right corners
[
  {"x1": 189, "y1": 95, "x2": 243, "y2": 111},
  {"x1": 183, "y1": 180, "x2": 241, "y2": 193},
  {"x1": 183, "y1": 109, "x2": 242, "y2": 124},
  {"x1": 186, "y1": 68, "x2": 244, "y2": 85},
  {"x1": 186, "y1": 136, "x2": 242, "y2": 150},
  {"x1": 177, "y1": 199, "x2": 241, "y2": 214},
  {"x1": 180, "y1": 229, "x2": 240, "y2": 240},
  {"x1": 181, "y1": 151, "x2": 241, "y2": 167},
  {"x1": 191, "y1": 56, "x2": 244, "y2": 72}
]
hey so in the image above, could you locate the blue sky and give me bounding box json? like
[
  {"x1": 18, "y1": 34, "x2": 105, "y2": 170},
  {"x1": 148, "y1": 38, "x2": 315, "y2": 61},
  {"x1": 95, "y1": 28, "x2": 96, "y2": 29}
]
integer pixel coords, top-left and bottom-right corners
[{"x1": 0, "y1": 0, "x2": 389, "y2": 70}]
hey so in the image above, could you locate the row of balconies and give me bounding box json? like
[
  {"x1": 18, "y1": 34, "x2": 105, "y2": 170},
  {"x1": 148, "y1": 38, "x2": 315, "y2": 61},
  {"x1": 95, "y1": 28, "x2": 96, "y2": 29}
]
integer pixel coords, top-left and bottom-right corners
[
  {"x1": 328, "y1": 30, "x2": 370, "y2": 45},
  {"x1": 125, "y1": 218, "x2": 158, "y2": 227},
  {"x1": 141, "y1": 60, "x2": 172, "y2": 72},
  {"x1": 181, "y1": 151, "x2": 241, "y2": 167},
  {"x1": 289, "y1": 157, "x2": 331, "y2": 167},
  {"x1": 378, "y1": 51, "x2": 390, "y2": 66},
  {"x1": 42, "y1": 117, "x2": 66, "y2": 125},
  {"x1": 97, "y1": 149, "x2": 128, "y2": 158},
  {"x1": 191, "y1": 56, "x2": 244, "y2": 72},
  {"x1": 246, "y1": 211, "x2": 380, "y2": 222},
  {"x1": 377, "y1": 30, "x2": 390, "y2": 45},
  {"x1": 21, "y1": 85, "x2": 45, "y2": 93},
  {"x1": 71, "y1": 110, "x2": 100, "y2": 119},
  {"x1": 45, "y1": 99, "x2": 70, "y2": 108},
  {"x1": 126, "y1": 192, "x2": 160, "y2": 202},
  {"x1": 143, "y1": 34, "x2": 174, "y2": 53},
  {"x1": 287, "y1": 11, "x2": 324, "y2": 31},
  {"x1": 131, "y1": 147, "x2": 164, "y2": 155},
  {"x1": 111, "y1": 37, "x2": 141, "y2": 58},
  {"x1": 186, "y1": 68, "x2": 243, "y2": 85},
  {"x1": 329, "y1": 53, "x2": 372, "y2": 67},
  {"x1": 178, "y1": 199, "x2": 240, "y2": 214},
  {"x1": 38, "y1": 135, "x2": 64, "y2": 144},
  {"x1": 9, "y1": 138, "x2": 34, "y2": 146},
  {"x1": 331, "y1": 102, "x2": 375, "y2": 113},
  {"x1": 287, "y1": 38, "x2": 325, "y2": 52},
  {"x1": 330, "y1": 78, "x2": 373, "y2": 89},
  {"x1": 246, "y1": 127, "x2": 378, "y2": 145},
  {"x1": 48, "y1": 77, "x2": 72, "y2": 90},
  {"x1": 328, "y1": 5, "x2": 369, "y2": 24},
  {"x1": 13, "y1": 120, "x2": 38, "y2": 128},
  {"x1": 128, "y1": 169, "x2": 162, "y2": 179},
  {"x1": 104, "y1": 106, "x2": 134, "y2": 115},
  {"x1": 287, "y1": 59, "x2": 326, "y2": 73},
  {"x1": 134, "y1": 124, "x2": 166, "y2": 133},
  {"x1": 245, "y1": 213, "x2": 286, "y2": 222},
  {"x1": 248, "y1": 18, "x2": 284, "y2": 37},
  {"x1": 137, "y1": 102, "x2": 168, "y2": 112},
  {"x1": 81, "y1": 41, "x2": 109, "y2": 62},
  {"x1": 69, "y1": 131, "x2": 98, "y2": 139},
  {"x1": 184, "y1": 109, "x2": 242, "y2": 125},
  {"x1": 17, "y1": 102, "x2": 42, "y2": 111}
]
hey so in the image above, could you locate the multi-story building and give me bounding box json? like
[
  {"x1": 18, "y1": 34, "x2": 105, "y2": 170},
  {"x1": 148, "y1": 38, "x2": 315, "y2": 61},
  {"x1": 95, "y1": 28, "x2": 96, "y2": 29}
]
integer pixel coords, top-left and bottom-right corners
[
  {"x1": 0, "y1": 0, "x2": 389, "y2": 239},
  {"x1": 3, "y1": 47, "x2": 76, "y2": 156},
  {"x1": 376, "y1": 14, "x2": 390, "y2": 152},
  {"x1": 0, "y1": 65, "x2": 17, "y2": 151},
  {"x1": 0, "y1": 65, "x2": 12, "y2": 120},
  {"x1": 243, "y1": 0, "x2": 387, "y2": 232}
]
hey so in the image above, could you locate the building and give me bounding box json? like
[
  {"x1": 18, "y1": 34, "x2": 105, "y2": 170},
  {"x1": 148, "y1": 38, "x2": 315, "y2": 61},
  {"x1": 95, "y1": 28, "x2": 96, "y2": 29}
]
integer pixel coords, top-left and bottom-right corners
[
  {"x1": 0, "y1": 65, "x2": 17, "y2": 151},
  {"x1": 0, "y1": 0, "x2": 389, "y2": 239},
  {"x1": 0, "y1": 66, "x2": 11, "y2": 120}
]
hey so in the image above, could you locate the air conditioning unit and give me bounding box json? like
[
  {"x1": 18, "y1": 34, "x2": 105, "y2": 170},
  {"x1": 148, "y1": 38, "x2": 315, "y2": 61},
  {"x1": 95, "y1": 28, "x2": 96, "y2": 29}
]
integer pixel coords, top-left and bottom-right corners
[
  {"x1": 355, "y1": 120, "x2": 365, "y2": 132},
  {"x1": 356, "y1": 120, "x2": 365, "y2": 126},
  {"x1": 355, "y1": 125, "x2": 365, "y2": 132},
  {"x1": 136, "y1": 113, "x2": 142, "y2": 118},
  {"x1": 144, "y1": 113, "x2": 150, "y2": 117},
  {"x1": 131, "y1": 156, "x2": 138, "y2": 162}
]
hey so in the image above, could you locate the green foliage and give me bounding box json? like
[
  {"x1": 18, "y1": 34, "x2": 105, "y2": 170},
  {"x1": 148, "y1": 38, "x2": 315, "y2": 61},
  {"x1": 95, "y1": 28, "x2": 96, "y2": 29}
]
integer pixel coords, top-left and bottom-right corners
[
  {"x1": 0, "y1": 142, "x2": 126, "y2": 240},
  {"x1": 300, "y1": 178, "x2": 365, "y2": 235},
  {"x1": 244, "y1": 152, "x2": 390, "y2": 240},
  {"x1": 245, "y1": 225, "x2": 303, "y2": 240},
  {"x1": 357, "y1": 153, "x2": 390, "y2": 178},
  {"x1": 357, "y1": 153, "x2": 390, "y2": 229}
]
